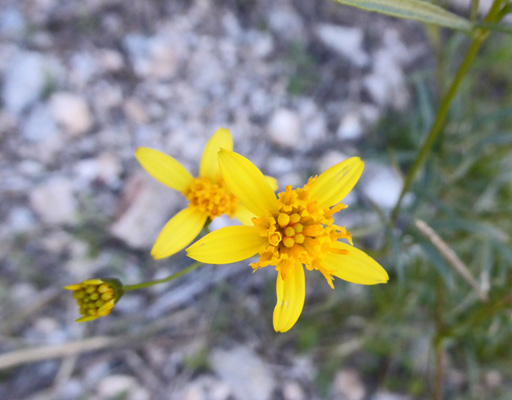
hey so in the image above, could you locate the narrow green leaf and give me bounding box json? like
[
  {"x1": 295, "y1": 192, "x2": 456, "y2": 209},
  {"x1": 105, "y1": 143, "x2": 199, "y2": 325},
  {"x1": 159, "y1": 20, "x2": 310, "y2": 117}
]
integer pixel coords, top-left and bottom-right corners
[
  {"x1": 475, "y1": 21, "x2": 512, "y2": 35},
  {"x1": 332, "y1": 0, "x2": 473, "y2": 32}
]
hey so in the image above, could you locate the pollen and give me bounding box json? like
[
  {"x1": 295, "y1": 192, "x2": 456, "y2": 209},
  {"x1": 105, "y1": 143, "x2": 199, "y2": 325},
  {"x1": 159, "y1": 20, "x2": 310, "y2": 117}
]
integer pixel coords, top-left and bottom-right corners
[
  {"x1": 251, "y1": 178, "x2": 353, "y2": 281},
  {"x1": 182, "y1": 177, "x2": 238, "y2": 219}
]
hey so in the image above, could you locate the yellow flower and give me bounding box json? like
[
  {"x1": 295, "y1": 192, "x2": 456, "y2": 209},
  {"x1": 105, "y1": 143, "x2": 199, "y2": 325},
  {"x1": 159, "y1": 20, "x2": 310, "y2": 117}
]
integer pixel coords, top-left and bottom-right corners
[
  {"x1": 64, "y1": 278, "x2": 123, "y2": 322},
  {"x1": 187, "y1": 150, "x2": 389, "y2": 332},
  {"x1": 136, "y1": 128, "x2": 276, "y2": 259}
]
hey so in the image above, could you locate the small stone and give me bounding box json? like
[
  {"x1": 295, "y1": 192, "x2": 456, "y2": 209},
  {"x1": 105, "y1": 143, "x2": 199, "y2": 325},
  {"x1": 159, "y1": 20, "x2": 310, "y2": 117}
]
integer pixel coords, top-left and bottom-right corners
[
  {"x1": 361, "y1": 163, "x2": 404, "y2": 209},
  {"x1": 7, "y1": 206, "x2": 36, "y2": 234},
  {"x1": 484, "y1": 370, "x2": 502, "y2": 389},
  {"x1": 30, "y1": 177, "x2": 78, "y2": 225},
  {"x1": 124, "y1": 98, "x2": 150, "y2": 124},
  {"x1": 332, "y1": 369, "x2": 365, "y2": 400},
  {"x1": 268, "y1": 108, "x2": 302, "y2": 149},
  {"x1": 69, "y1": 51, "x2": 99, "y2": 87},
  {"x1": 109, "y1": 173, "x2": 179, "y2": 249},
  {"x1": 2, "y1": 51, "x2": 62, "y2": 114},
  {"x1": 98, "y1": 48, "x2": 125, "y2": 72},
  {"x1": 282, "y1": 381, "x2": 305, "y2": 400},
  {"x1": 268, "y1": 5, "x2": 304, "y2": 42},
  {"x1": 49, "y1": 92, "x2": 93, "y2": 137},
  {"x1": 337, "y1": 112, "x2": 364, "y2": 140},
  {"x1": 364, "y1": 49, "x2": 407, "y2": 109},
  {"x1": 315, "y1": 24, "x2": 369, "y2": 67},
  {"x1": 371, "y1": 392, "x2": 411, "y2": 400},
  {"x1": 0, "y1": 7, "x2": 26, "y2": 39},
  {"x1": 210, "y1": 381, "x2": 232, "y2": 400},
  {"x1": 123, "y1": 33, "x2": 184, "y2": 79},
  {"x1": 210, "y1": 346, "x2": 275, "y2": 400},
  {"x1": 96, "y1": 375, "x2": 149, "y2": 400},
  {"x1": 250, "y1": 33, "x2": 274, "y2": 58},
  {"x1": 22, "y1": 104, "x2": 59, "y2": 142},
  {"x1": 73, "y1": 152, "x2": 121, "y2": 188},
  {"x1": 183, "y1": 384, "x2": 205, "y2": 400}
]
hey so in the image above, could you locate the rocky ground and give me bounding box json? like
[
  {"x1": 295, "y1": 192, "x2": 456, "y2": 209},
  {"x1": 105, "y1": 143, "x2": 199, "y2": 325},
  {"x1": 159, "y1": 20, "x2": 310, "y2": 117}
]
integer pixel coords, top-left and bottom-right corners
[{"x1": 0, "y1": 0, "x2": 434, "y2": 399}]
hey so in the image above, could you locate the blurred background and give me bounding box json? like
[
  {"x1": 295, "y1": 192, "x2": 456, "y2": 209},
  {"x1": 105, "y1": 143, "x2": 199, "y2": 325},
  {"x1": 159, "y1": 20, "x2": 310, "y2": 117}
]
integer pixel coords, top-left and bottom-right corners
[{"x1": 1, "y1": 0, "x2": 511, "y2": 399}]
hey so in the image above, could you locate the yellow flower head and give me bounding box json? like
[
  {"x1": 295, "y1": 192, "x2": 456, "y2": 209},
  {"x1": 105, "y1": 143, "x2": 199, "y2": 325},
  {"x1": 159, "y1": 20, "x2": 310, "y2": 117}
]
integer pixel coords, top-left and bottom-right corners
[
  {"x1": 187, "y1": 150, "x2": 389, "y2": 332},
  {"x1": 135, "y1": 128, "x2": 277, "y2": 259},
  {"x1": 64, "y1": 278, "x2": 124, "y2": 322}
]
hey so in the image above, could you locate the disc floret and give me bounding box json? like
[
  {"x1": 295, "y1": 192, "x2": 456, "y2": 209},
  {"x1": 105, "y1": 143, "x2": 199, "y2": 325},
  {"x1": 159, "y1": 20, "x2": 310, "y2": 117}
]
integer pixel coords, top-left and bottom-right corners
[
  {"x1": 251, "y1": 178, "x2": 352, "y2": 287},
  {"x1": 182, "y1": 176, "x2": 237, "y2": 218}
]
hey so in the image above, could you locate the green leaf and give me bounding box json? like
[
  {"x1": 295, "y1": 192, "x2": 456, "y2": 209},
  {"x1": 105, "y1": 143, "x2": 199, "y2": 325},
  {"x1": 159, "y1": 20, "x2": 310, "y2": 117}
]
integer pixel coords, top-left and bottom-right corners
[
  {"x1": 332, "y1": 0, "x2": 473, "y2": 32},
  {"x1": 475, "y1": 22, "x2": 512, "y2": 35}
]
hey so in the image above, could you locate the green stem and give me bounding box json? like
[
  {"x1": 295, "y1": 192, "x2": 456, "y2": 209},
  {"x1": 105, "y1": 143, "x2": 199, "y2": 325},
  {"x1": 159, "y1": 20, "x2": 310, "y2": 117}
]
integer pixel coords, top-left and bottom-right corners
[
  {"x1": 391, "y1": 0, "x2": 507, "y2": 223},
  {"x1": 124, "y1": 261, "x2": 203, "y2": 291}
]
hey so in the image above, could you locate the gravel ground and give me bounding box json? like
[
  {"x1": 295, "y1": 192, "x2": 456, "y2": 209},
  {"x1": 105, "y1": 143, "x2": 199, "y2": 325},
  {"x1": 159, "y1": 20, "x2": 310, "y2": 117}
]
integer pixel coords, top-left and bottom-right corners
[{"x1": 0, "y1": 0, "x2": 431, "y2": 399}]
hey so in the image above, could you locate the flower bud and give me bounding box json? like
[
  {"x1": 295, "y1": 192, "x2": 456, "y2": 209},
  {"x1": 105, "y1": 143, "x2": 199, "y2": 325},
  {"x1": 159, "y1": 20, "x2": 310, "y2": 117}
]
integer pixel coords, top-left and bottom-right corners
[{"x1": 63, "y1": 278, "x2": 124, "y2": 322}]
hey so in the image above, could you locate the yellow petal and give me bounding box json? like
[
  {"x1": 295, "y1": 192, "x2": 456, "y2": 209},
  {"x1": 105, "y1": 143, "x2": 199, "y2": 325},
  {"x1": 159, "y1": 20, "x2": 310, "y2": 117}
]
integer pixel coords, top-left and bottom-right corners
[
  {"x1": 151, "y1": 207, "x2": 207, "y2": 259},
  {"x1": 76, "y1": 315, "x2": 99, "y2": 322},
  {"x1": 63, "y1": 284, "x2": 83, "y2": 291},
  {"x1": 135, "y1": 147, "x2": 194, "y2": 192},
  {"x1": 219, "y1": 149, "x2": 277, "y2": 217},
  {"x1": 308, "y1": 157, "x2": 364, "y2": 208},
  {"x1": 273, "y1": 263, "x2": 305, "y2": 333},
  {"x1": 199, "y1": 128, "x2": 233, "y2": 180},
  {"x1": 234, "y1": 203, "x2": 257, "y2": 226},
  {"x1": 265, "y1": 175, "x2": 278, "y2": 191},
  {"x1": 323, "y1": 241, "x2": 389, "y2": 285},
  {"x1": 187, "y1": 225, "x2": 266, "y2": 264}
]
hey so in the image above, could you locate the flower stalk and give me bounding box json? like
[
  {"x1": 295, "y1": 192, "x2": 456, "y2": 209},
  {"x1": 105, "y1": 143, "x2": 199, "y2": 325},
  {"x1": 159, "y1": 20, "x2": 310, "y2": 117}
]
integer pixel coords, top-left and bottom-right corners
[
  {"x1": 391, "y1": 0, "x2": 508, "y2": 223},
  {"x1": 123, "y1": 261, "x2": 203, "y2": 291}
]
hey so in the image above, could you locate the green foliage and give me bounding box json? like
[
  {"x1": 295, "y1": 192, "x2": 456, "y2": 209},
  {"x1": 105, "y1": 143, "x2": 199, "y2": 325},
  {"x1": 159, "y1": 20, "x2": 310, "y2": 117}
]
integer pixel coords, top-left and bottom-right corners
[{"x1": 332, "y1": 0, "x2": 473, "y2": 31}]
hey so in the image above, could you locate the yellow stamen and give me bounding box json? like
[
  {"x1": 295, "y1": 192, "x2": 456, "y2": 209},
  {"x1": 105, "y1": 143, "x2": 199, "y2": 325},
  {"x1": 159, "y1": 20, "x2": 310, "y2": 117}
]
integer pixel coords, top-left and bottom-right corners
[
  {"x1": 251, "y1": 178, "x2": 353, "y2": 288},
  {"x1": 182, "y1": 176, "x2": 238, "y2": 219}
]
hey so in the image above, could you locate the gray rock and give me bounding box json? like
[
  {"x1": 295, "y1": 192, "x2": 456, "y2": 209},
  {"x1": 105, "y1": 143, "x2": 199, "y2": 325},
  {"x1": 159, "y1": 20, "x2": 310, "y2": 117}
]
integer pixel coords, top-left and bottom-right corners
[
  {"x1": 282, "y1": 381, "x2": 306, "y2": 400},
  {"x1": 363, "y1": 30, "x2": 414, "y2": 110},
  {"x1": 331, "y1": 369, "x2": 365, "y2": 400},
  {"x1": 361, "y1": 162, "x2": 404, "y2": 209},
  {"x1": 371, "y1": 392, "x2": 411, "y2": 400},
  {"x1": 0, "y1": 7, "x2": 26, "y2": 39},
  {"x1": 109, "y1": 173, "x2": 180, "y2": 249},
  {"x1": 97, "y1": 48, "x2": 125, "y2": 72},
  {"x1": 210, "y1": 346, "x2": 275, "y2": 400},
  {"x1": 7, "y1": 206, "x2": 36, "y2": 234},
  {"x1": 48, "y1": 92, "x2": 93, "y2": 137},
  {"x1": 29, "y1": 177, "x2": 78, "y2": 225},
  {"x1": 315, "y1": 24, "x2": 370, "y2": 67},
  {"x1": 268, "y1": 5, "x2": 304, "y2": 42},
  {"x1": 23, "y1": 104, "x2": 59, "y2": 142},
  {"x1": 2, "y1": 51, "x2": 62, "y2": 114},
  {"x1": 268, "y1": 108, "x2": 302, "y2": 149},
  {"x1": 96, "y1": 375, "x2": 150, "y2": 400},
  {"x1": 124, "y1": 33, "x2": 184, "y2": 79},
  {"x1": 69, "y1": 51, "x2": 99, "y2": 87},
  {"x1": 337, "y1": 112, "x2": 364, "y2": 140}
]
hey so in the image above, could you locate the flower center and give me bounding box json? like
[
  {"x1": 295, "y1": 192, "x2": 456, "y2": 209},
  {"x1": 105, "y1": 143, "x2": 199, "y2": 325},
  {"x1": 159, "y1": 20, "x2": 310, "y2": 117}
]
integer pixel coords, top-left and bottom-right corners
[
  {"x1": 251, "y1": 178, "x2": 352, "y2": 281},
  {"x1": 182, "y1": 176, "x2": 238, "y2": 219},
  {"x1": 73, "y1": 281, "x2": 116, "y2": 319}
]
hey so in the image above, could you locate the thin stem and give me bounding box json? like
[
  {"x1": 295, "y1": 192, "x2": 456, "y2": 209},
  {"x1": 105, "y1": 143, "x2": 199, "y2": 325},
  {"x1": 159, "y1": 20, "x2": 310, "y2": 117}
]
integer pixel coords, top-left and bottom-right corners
[
  {"x1": 391, "y1": 0, "x2": 507, "y2": 223},
  {"x1": 124, "y1": 261, "x2": 203, "y2": 291},
  {"x1": 470, "y1": 0, "x2": 480, "y2": 21}
]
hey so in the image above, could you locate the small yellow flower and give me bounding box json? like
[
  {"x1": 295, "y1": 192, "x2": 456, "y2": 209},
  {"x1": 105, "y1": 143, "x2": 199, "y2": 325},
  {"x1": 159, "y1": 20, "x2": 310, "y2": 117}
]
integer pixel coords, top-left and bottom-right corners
[
  {"x1": 64, "y1": 278, "x2": 123, "y2": 322},
  {"x1": 187, "y1": 150, "x2": 389, "y2": 332},
  {"x1": 136, "y1": 128, "x2": 277, "y2": 259}
]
